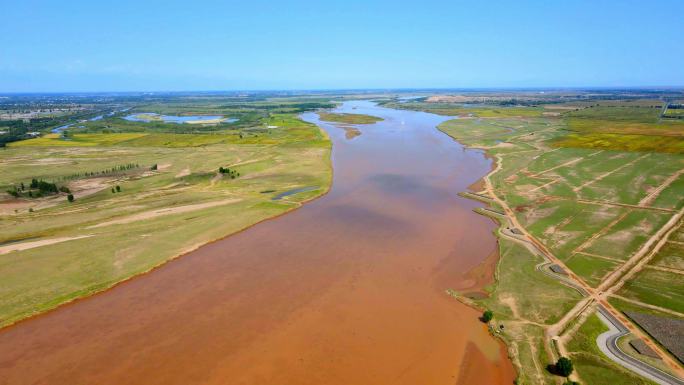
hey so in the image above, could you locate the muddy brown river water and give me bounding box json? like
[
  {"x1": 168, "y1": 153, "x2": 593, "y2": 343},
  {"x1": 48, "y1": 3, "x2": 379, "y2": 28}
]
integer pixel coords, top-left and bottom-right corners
[{"x1": 0, "y1": 101, "x2": 514, "y2": 385}]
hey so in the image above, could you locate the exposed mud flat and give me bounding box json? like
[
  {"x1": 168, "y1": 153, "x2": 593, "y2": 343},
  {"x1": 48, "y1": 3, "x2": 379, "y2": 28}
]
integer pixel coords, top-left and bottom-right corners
[{"x1": 0, "y1": 101, "x2": 514, "y2": 385}]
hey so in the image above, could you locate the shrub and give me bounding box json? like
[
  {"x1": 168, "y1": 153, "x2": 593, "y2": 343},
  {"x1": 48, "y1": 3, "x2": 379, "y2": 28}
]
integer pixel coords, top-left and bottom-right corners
[
  {"x1": 482, "y1": 310, "x2": 493, "y2": 323},
  {"x1": 219, "y1": 167, "x2": 240, "y2": 179},
  {"x1": 67, "y1": 194, "x2": 74, "y2": 202},
  {"x1": 549, "y1": 357, "x2": 573, "y2": 377}
]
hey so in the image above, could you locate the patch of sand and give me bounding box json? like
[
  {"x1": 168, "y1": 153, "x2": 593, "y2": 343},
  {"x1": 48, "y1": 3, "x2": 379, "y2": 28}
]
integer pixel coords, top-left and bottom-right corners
[
  {"x1": 500, "y1": 295, "x2": 521, "y2": 319},
  {"x1": 494, "y1": 142, "x2": 515, "y2": 148},
  {"x1": 24, "y1": 158, "x2": 73, "y2": 166},
  {"x1": 0, "y1": 199, "x2": 33, "y2": 215},
  {"x1": 0, "y1": 235, "x2": 92, "y2": 255},
  {"x1": 175, "y1": 167, "x2": 191, "y2": 178},
  {"x1": 87, "y1": 198, "x2": 241, "y2": 229},
  {"x1": 68, "y1": 177, "x2": 116, "y2": 198}
]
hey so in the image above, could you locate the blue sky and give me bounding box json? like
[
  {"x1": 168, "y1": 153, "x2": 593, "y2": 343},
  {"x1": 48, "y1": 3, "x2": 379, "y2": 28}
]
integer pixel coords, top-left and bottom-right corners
[{"x1": 1, "y1": 0, "x2": 683, "y2": 92}]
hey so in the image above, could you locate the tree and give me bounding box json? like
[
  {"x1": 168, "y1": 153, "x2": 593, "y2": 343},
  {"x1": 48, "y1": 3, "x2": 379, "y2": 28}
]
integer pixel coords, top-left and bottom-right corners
[
  {"x1": 481, "y1": 310, "x2": 493, "y2": 323},
  {"x1": 151, "y1": 164, "x2": 158, "y2": 170},
  {"x1": 67, "y1": 194, "x2": 74, "y2": 202},
  {"x1": 111, "y1": 188, "x2": 116, "y2": 193},
  {"x1": 115, "y1": 185, "x2": 121, "y2": 192},
  {"x1": 555, "y1": 357, "x2": 573, "y2": 377}
]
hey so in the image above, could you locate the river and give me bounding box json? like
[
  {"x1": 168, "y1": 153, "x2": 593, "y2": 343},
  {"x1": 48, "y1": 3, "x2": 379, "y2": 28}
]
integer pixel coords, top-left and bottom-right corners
[{"x1": 0, "y1": 101, "x2": 514, "y2": 385}]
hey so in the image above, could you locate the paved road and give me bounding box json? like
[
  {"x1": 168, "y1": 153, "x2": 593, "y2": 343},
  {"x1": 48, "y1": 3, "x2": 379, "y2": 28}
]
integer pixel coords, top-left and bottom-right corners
[{"x1": 596, "y1": 306, "x2": 684, "y2": 385}]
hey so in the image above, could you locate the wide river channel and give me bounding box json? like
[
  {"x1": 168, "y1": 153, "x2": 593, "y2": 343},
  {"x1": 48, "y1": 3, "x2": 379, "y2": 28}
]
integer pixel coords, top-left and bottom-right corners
[{"x1": 0, "y1": 101, "x2": 514, "y2": 385}]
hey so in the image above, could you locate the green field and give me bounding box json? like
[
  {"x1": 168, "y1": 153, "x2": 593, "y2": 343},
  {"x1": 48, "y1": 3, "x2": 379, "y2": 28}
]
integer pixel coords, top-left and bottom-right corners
[
  {"x1": 550, "y1": 105, "x2": 684, "y2": 153},
  {"x1": 0, "y1": 111, "x2": 332, "y2": 327},
  {"x1": 649, "y1": 232, "x2": 684, "y2": 270},
  {"x1": 552, "y1": 133, "x2": 684, "y2": 153},
  {"x1": 380, "y1": 100, "x2": 545, "y2": 118},
  {"x1": 618, "y1": 269, "x2": 684, "y2": 314}
]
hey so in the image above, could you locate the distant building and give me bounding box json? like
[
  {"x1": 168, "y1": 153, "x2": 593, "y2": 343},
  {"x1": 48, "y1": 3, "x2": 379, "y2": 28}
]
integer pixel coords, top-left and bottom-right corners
[{"x1": 26, "y1": 132, "x2": 41, "y2": 138}]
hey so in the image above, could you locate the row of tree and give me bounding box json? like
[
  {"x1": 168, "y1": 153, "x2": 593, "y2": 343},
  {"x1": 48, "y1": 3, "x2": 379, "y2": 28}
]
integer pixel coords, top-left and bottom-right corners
[{"x1": 63, "y1": 163, "x2": 141, "y2": 180}]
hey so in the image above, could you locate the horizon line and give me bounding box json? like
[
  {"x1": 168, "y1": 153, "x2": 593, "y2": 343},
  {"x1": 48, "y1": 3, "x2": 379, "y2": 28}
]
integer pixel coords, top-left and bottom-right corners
[{"x1": 2, "y1": 85, "x2": 684, "y2": 95}]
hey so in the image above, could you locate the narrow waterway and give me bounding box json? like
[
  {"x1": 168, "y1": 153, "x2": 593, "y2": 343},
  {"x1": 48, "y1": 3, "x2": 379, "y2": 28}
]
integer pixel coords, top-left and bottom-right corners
[{"x1": 0, "y1": 101, "x2": 514, "y2": 385}]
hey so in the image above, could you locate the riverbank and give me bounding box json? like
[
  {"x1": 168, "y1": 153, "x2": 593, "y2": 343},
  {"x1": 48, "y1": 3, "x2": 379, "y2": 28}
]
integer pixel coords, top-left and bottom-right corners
[
  {"x1": 435, "y1": 110, "x2": 684, "y2": 384},
  {"x1": 0, "y1": 100, "x2": 515, "y2": 385},
  {"x1": 0, "y1": 114, "x2": 332, "y2": 328}
]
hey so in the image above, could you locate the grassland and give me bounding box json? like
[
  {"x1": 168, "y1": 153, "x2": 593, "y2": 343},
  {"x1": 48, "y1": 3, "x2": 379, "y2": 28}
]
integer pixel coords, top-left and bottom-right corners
[
  {"x1": 380, "y1": 100, "x2": 545, "y2": 118},
  {"x1": 555, "y1": 105, "x2": 684, "y2": 154},
  {"x1": 317, "y1": 112, "x2": 383, "y2": 124},
  {"x1": 0, "y1": 109, "x2": 331, "y2": 328},
  {"x1": 402, "y1": 94, "x2": 684, "y2": 383},
  {"x1": 552, "y1": 133, "x2": 684, "y2": 153}
]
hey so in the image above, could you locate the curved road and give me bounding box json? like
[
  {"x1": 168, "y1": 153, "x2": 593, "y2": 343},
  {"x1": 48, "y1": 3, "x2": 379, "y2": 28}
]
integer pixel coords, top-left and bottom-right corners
[{"x1": 597, "y1": 306, "x2": 684, "y2": 385}]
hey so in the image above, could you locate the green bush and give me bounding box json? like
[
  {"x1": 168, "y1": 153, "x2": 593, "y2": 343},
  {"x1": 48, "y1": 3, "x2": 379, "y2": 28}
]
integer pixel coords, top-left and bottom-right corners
[
  {"x1": 555, "y1": 357, "x2": 574, "y2": 377},
  {"x1": 482, "y1": 310, "x2": 493, "y2": 323}
]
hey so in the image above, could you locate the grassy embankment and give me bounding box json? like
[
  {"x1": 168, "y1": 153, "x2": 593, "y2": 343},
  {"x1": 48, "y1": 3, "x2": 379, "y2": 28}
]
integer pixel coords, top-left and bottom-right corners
[
  {"x1": 401, "y1": 99, "x2": 684, "y2": 383},
  {"x1": 0, "y1": 112, "x2": 332, "y2": 328}
]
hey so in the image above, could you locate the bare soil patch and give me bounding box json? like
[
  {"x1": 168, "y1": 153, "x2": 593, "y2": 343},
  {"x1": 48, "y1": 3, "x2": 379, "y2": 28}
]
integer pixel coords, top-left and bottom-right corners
[{"x1": 87, "y1": 198, "x2": 241, "y2": 228}]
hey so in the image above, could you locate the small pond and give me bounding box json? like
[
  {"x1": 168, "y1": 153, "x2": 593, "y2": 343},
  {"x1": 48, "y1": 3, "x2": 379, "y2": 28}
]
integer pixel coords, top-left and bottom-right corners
[{"x1": 123, "y1": 113, "x2": 238, "y2": 124}]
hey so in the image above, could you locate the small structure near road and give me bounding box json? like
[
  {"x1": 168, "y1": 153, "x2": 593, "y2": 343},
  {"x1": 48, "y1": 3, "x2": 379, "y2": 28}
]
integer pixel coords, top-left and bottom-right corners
[
  {"x1": 510, "y1": 227, "x2": 523, "y2": 235},
  {"x1": 629, "y1": 338, "x2": 660, "y2": 359},
  {"x1": 549, "y1": 264, "x2": 567, "y2": 275}
]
